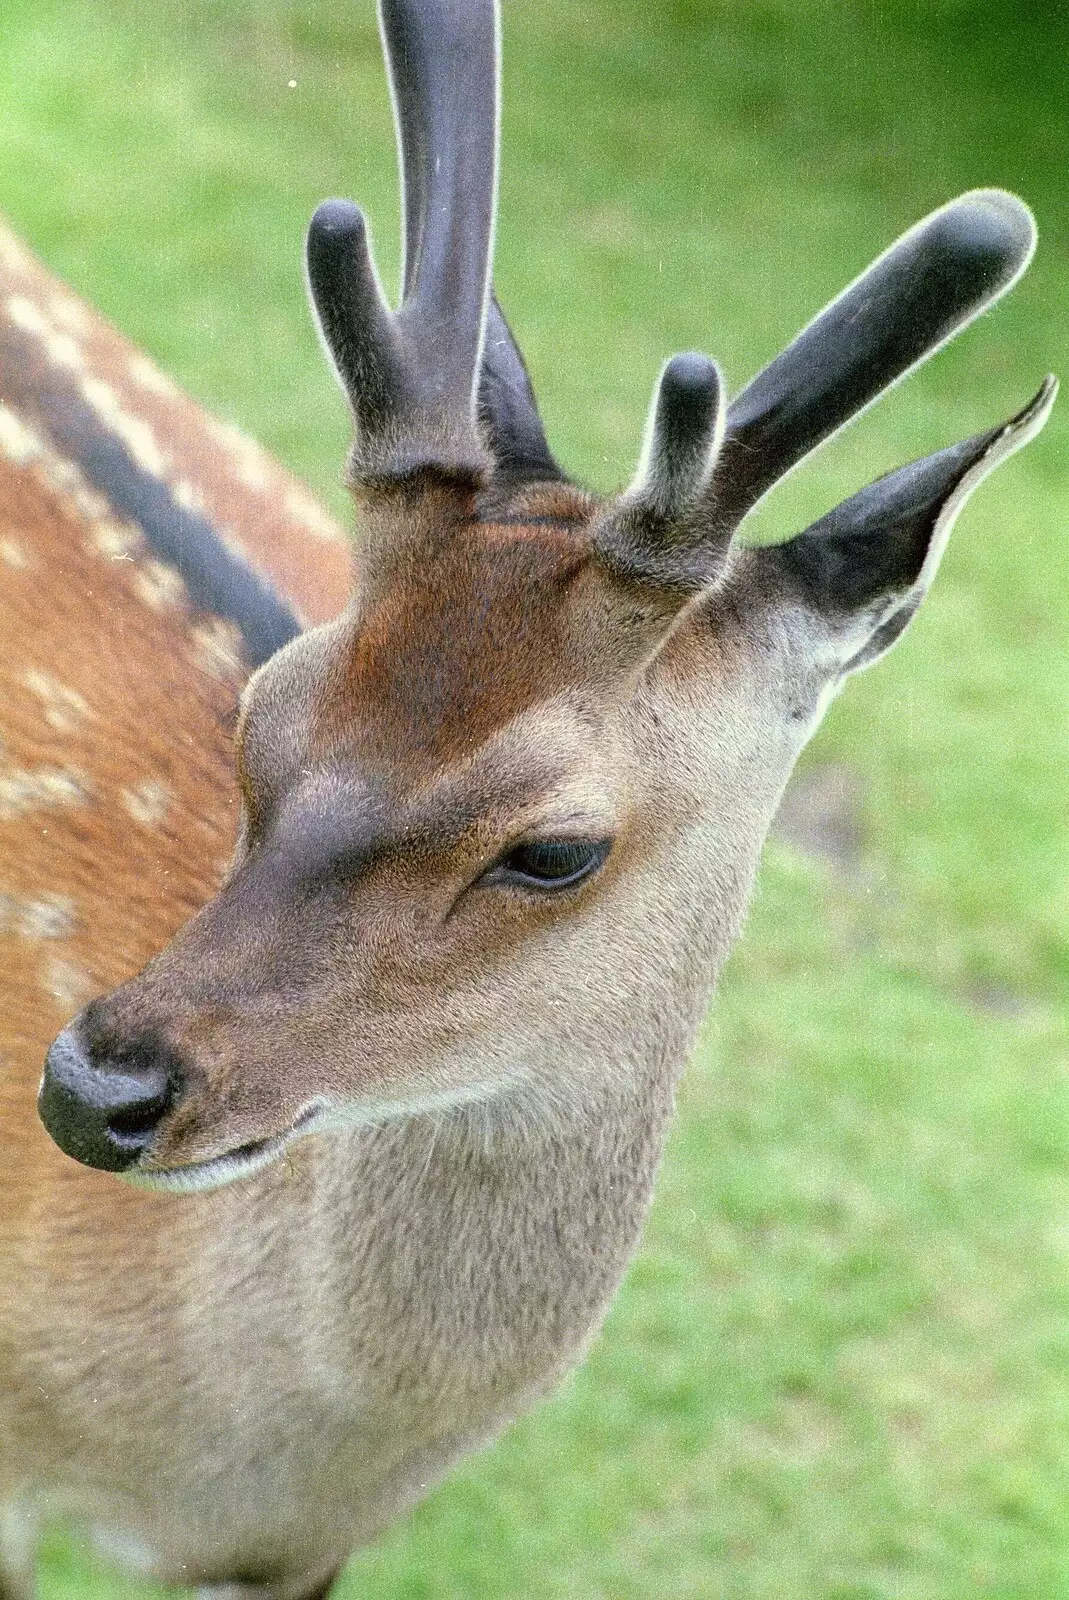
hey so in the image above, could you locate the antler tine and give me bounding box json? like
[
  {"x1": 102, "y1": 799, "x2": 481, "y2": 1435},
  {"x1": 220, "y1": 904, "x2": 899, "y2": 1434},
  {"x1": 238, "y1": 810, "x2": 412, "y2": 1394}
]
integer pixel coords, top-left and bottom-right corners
[
  {"x1": 306, "y1": 0, "x2": 500, "y2": 486},
  {"x1": 708, "y1": 189, "x2": 1036, "y2": 526},
  {"x1": 478, "y1": 295, "x2": 565, "y2": 486},
  {"x1": 595, "y1": 188, "x2": 1037, "y2": 592},
  {"x1": 387, "y1": 0, "x2": 499, "y2": 364},
  {"x1": 595, "y1": 353, "x2": 726, "y2": 587}
]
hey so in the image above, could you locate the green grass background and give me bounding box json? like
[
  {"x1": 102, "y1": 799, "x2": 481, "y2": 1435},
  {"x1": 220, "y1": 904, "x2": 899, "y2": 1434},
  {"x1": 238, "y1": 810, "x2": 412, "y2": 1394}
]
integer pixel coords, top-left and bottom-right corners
[{"x1": 2, "y1": 0, "x2": 1068, "y2": 1594}]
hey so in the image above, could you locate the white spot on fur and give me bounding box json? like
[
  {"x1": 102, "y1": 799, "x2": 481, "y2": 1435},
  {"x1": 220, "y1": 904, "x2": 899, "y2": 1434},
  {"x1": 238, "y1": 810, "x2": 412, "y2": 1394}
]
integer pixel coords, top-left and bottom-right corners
[
  {"x1": 121, "y1": 778, "x2": 173, "y2": 827},
  {"x1": 43, "y1": 328, "x2": 86, "y2": 371},
  {"x1": 5, "y1": 295, "x2": 48, "y2": 336},
  {"x1": 0, "y1": 765, "x2": 89, "y2": 821},
  {"x1": 209, "y1": 418, "x2": 273, "y2": 491},
  {"x1": 48, "y1": 292, "x2": 91, "y2": 335},
  {"x1": 134, "y1": 559, "x2": 187, "y2": 612},
  {"x1": 235, "y1": 456, "x2": 270, "y2": 491},
  {"x1": 0, "y1": 233, "x2": 32, "y2": 271},
  {"x1": 19, "y1": 893, "x2": 76, "y2": 940},
  {"x1": 23, "y1": 669, "x2": 92, "y2": 733},
  {"x1": 40, "y1": 453, "x2": 80, "y2": 493},
  {"x1": 81, "y1": 377, "x2": 169, "y2": 477},
  {"x1": 43, "y1": 955, "x2": 94, "y2": 1014},
  {"x1": 128, "y1": 353, "x2": 177, "y2": 397},
  {"x1": 71, "y1": 483, "x2": 111, "y2": 522},
  {"x1": 191, "y1": 618, "x2": 244, "y2": 680},
  {"x1": 208, "y1": 418, "x2": 241, "y2": 450},
  {"x1": 214, "y1": 521, "x2": 258, "y2": 567},
  {"x1": 5, "y1": 295, "x2": 84, "y2": 369},
  {"x1": 78, "y1": 375, "x2": 120, "y2": 415},
  {"x1": 90, "y1": 518, "x2": 142, "y2": 561},
  {"x1": 118, "y1": 413, "x2": 168, "y2": 477},
  {"x1": 0, "y1": 406, "x2": 43, "y2": 465},
  {"x1": 284, "y1": 486, "x2": 344, "y2": 542},
  {"x1": 173, "y1": 478, "x2": 207, "y2": 515},
  {"x1": 0, "y1": 537, "x2": 29, "y2": 568}
]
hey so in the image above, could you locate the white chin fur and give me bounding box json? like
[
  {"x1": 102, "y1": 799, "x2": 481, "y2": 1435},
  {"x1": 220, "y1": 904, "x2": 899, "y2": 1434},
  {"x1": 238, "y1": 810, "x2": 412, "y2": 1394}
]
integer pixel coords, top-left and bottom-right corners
[
  {"x1": 122, "y1": 1111, "x2": 326, "y2": 1194},
  {"x1": 121, "y1": 1079, "x2": 505, "y2": 1196}
]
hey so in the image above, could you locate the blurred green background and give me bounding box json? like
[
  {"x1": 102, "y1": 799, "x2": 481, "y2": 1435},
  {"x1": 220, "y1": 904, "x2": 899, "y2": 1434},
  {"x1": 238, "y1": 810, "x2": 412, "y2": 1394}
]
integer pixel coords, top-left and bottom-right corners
[{"x1": 2, "y1": 1, "x2": 1068, "y2": 1595}]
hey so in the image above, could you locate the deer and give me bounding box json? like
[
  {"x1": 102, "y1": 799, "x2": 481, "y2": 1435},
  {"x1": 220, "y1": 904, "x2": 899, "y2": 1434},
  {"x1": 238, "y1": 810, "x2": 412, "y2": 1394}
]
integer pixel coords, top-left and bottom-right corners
[{"x1": 0, "y1": 0, "x2": 1055, "y2": 1594}]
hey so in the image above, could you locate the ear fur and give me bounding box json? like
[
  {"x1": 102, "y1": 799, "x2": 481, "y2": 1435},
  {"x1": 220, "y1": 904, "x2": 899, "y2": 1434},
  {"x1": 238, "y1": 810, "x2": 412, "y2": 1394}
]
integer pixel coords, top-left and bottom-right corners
[{"x1": 732, "y1": 377, "x2": 1056, "y2": 678}]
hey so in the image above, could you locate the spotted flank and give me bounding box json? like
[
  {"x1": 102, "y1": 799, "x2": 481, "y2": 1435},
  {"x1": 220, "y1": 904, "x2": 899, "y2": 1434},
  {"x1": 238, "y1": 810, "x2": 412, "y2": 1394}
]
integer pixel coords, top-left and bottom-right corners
[
  {"x1": 22, "y1": 670, "x2": 92, "y2": 733},
  {"x1": 0, "y1": 762, "x2": 90, "y2": 822},
  {"x1": 14, "y1": 892, "x2": 76, "y2": 941},
  {"x1": 0, "y1": 293, "x2": 303, "y2": 670}
]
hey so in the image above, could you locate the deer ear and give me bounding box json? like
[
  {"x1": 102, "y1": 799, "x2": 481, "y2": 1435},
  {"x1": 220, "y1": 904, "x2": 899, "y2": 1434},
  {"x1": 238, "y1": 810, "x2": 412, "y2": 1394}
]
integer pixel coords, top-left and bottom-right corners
[{"x1": 735, "y1": 378, "x2": 1055, "y2": 677}]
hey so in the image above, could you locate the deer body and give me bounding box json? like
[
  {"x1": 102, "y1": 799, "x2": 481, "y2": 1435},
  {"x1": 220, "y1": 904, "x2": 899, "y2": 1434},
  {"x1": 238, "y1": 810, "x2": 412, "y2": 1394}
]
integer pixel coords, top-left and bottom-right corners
[
  {"x1": 0, "y1": 1, "x2": 1055, "y2": 1594},
  {"x1": 0, "y1": 226, "x2": 347, "y2": 1594}
]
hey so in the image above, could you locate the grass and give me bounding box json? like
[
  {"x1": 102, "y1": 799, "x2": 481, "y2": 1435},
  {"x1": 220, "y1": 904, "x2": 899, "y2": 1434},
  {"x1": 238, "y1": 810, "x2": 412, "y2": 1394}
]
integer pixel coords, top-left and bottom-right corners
[{"x1": 3, "y1": 1, "x2": 1069, "y2": 1595}]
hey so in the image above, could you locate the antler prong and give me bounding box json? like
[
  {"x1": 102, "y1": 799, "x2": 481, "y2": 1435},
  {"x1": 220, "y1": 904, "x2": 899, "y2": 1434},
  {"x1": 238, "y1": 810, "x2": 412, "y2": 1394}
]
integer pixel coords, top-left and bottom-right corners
[
  {"x1": 306, "y1": 200, "x2": 403, "y2": 438},
  {"x1": 754, "y1": 375, "x2": 1058, "y2": 672},
  {"x1": 598, "y1": 188, "x2": 1042, "y2": 593},
  {"x1": 711, "y1": 188, "x2": 1037, "y2": 524},
  {"x1": 477, "y1": 295, "x2": 565, "y2": 486},
  {"x1": 631, "y1": 353, "x2": 726, "y2": 521},
  {"x1": 596, "y1": 353, "x2": 726, "y2": 587},
  {"x1": 305, "y1": 0, "x2": 501, "y2": 486}
]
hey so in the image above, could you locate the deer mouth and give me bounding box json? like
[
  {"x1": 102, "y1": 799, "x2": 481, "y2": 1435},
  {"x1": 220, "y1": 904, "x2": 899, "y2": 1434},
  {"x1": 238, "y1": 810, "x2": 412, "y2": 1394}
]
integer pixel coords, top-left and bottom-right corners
[{"x1": 123, "y1": 1105, "x2": 325, "y2": 1194}]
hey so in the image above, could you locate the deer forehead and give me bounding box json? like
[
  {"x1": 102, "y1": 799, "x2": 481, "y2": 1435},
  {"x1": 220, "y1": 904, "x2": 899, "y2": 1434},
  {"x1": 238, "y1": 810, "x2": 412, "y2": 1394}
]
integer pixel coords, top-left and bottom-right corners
[
  {"x1": 336, "y1": 524, "x2": 596, "y2": 751},
  {"x1": 237, "y1": 571, "x2": 798, "y2": 875},
  {"x1": 247, "y1": 692, "x2": 624, "y2": 877},
  {"x1": 239, "y1": 496, "x2": 622, "y2": 774}
]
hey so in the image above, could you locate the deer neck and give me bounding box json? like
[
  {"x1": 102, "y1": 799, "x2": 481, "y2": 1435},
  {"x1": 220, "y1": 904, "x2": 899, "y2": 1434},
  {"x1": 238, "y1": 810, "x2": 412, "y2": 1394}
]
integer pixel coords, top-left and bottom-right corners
[{"x1": 264, "y1": 1033, "x2": 688, "y2": 1429}]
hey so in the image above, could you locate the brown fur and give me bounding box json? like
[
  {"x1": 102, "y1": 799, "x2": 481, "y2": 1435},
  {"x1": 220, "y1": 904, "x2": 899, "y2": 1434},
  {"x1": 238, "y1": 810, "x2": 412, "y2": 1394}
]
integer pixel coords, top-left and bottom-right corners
[{"x1": 325, "y1": 485, "x2": 593, "y2": 769}]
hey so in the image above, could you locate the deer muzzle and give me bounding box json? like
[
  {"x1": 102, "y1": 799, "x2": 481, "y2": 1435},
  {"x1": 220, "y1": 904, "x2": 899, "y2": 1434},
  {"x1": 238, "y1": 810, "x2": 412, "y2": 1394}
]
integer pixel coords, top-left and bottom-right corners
[{"x1": 39, "y1": 1025, "x2": 181, "y2": 1172}]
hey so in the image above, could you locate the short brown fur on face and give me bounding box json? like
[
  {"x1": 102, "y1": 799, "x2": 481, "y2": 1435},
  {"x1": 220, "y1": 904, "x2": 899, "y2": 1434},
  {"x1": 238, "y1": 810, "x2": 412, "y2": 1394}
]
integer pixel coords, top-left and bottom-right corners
[
  {"x1": 92, "y1": 473, "x2": 687, "y2": 1173},
  {"x1": 319, "y1": 481, "x2": 598, "y2": 772}
]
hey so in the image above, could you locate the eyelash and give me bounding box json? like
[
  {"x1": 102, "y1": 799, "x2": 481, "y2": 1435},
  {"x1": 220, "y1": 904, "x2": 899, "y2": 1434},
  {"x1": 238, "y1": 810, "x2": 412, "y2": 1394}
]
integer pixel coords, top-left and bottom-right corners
[{"x1": 484, "y1": 838, "x2": 613, "y2": 891}]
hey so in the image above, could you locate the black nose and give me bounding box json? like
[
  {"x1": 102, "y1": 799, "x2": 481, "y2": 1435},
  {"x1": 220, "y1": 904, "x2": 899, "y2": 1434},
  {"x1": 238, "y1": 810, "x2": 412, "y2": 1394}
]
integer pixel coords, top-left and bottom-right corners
[{"x1": 39, "y1": 1028, "x2": 176, "y2": 1173}]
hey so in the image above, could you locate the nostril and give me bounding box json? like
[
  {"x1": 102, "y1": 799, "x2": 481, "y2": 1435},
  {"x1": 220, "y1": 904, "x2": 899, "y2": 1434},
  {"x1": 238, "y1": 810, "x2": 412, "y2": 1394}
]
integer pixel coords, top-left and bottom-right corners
[
  {"x1": 106, "y1": 1092, "x2": 171, "y2": 1144},
  {"x1": 39, "y1": 1027, "x2": 180, "y2": 1174}
]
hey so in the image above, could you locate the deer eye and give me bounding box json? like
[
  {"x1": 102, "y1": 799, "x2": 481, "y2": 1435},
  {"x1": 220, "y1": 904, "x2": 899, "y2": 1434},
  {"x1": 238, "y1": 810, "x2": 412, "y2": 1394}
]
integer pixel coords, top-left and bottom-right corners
[{"x1": 490, "y1": 838, "x2": 612, "y2": 890}]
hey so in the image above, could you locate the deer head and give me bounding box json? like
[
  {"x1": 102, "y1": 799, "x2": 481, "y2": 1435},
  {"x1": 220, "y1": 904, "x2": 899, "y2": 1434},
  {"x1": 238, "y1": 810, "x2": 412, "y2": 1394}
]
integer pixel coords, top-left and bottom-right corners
[{"x1": 38, "y1": 0, "x2": 1054, "y2": 1191}]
